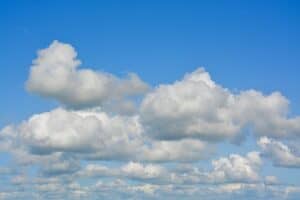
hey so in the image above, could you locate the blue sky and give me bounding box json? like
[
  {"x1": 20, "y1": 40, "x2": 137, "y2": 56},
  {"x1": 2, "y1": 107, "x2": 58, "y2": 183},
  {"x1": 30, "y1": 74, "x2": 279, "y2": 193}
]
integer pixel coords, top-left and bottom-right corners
[
  {"x1": 0, "y1": 1, "x2": 300, "y2": 199},
  {"x1": 1, "y1": 0, "x2": 299, "y2": 122}
]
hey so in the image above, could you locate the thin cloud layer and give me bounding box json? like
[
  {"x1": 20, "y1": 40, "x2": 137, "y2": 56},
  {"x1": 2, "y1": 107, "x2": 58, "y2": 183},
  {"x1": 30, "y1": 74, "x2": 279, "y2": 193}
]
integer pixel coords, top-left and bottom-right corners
[{"x1": 0, "y1": 41, "x2": 300, "y2": 199}]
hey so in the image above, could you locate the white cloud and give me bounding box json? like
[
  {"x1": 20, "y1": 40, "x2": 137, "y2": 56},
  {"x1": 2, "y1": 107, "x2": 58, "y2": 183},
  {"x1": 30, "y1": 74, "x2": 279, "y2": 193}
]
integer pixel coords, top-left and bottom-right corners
[
  {"x1": 0, "y1": 108, "x2": 212, "y2": 163},
  {"x1": 26, "y1": 41, "x2": 149, "y2": 109},
  {"x1": 264, "y1": 176, "x2": 279, "y2": 185},
  {"x1": 167, "y1": 152, "x2": 264, "y2": 185},
  {"x1": 140, "y1": 68, "x2": 300, "y2": 141},
  {"x1": 11, "y1": 175, "x2": 27, "y2": 185},
  {"x1": 121, "y1": 162, "x2": 166, "y2": 180},
  {"x1": 1, "y1": 180, "x2": 299, "y2": 200},
  {"x1": 17, "y1": 108, "x2": 144, "y2": 158},
  {"x1": 76, "y1": 152, "x2": 263, "y2": 185},
  {"x1": 258, "y1": 137, "x2": 300, "y2": 168},
  {"x1": 77, "y1": 164, "x2": 117, "y2": 178},
  {"x1": 232, "y1": 90, "x2": 300, "y2": 138},
  {"x1": 141, "y1": 139, "x2": 213, "y2": 162},
  {"x1": 140, "y1": 68, "x2": 240, "y2": 141},
  {"x1": 208, "y1": 152, "x2": 262, "y2": 183},
  {"x1": 41, "y1": 154, "x2": 81, "y2": 176},
  {"x1": 88, "y1": 178, "x2": 300, "y2": 200},
  {"x1": 1, "y1": 41, "x2": 300, "y2": 199}
]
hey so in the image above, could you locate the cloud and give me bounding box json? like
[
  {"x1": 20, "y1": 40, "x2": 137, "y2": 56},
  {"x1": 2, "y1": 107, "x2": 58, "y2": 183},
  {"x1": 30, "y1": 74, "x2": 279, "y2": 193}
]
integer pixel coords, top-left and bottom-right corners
[
  {"x1": 141, "y1": 139, "x2": 213, "y2": 162},
  {"x1": 258, "y1": 137, "x2": 300, "y2": 168},
  {"x1": 26, "y1": 41, "x2": 149, "y2": 109},
  {"x1": 166, "y1": 152, "x2": 264, "y2": 185},
  {"x1": 40, "y1": 154, "x2": 81, "y2": 176},
  {"x1": 77, "y1": 164, "x2": 117, "y2": 178},
  {"x1": 140, "y1": 68, "x2": 239, "y2": 141},
  {"x1": 140, "y1": 68, "x2": 300, "y2": 141},
  {"x1": 1, "y1": 180, "x2": 300, "y2": 200},
  {"x1": 264, "y1": 176, "x2": 279, "y2": 185},
  {"x1": 90, "y1": 181, "x2": 300, "y2": 200},
  {"x1": 232, "y1": 91, "x2": 300, "y2": 139},
  {"x1": 121, "y1": 162, "x2": 166, "y2": 180},
  {"x1": 0, "y1": 108, "x2": 212, "y2": 163},
  {"x1": 76, "y1": 152, "x2": 263, "y2": 185},
  {"x1": 14, "y1": 108, "x2": 144, "y2": 158},
  {"x1": 0, "y1": 151, "x2": 296, "y2": 200},
  {"x1": 1, "y1": 41, "x2": 300, "y2": 199},
  {"x1": 208, "y1": 152, "x2": 262, "y2": 183}
]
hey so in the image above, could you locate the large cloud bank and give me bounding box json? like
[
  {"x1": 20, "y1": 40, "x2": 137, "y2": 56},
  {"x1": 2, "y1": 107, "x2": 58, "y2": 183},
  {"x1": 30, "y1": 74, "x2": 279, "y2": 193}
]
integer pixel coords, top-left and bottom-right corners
[{"x1": 0, "y1": 41, "x2": 300, "y2": 199}]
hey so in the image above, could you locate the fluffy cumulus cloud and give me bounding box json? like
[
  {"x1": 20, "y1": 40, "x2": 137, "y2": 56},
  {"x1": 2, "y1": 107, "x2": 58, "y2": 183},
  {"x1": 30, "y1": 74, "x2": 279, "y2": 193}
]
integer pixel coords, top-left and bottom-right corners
[
  {"x1": 1, "y1": 41, "x2": 300, "y2": 199},
  {"x1": 0, "y1": 107, "x2": 211, "y2": 163},
  {"x1": 140, "y1": 68, "x2": 300, "y2": 141},
  {"x1": 26, "y1": 41, "x2": 149, "y2": 109},
  {"x1": 140, "y1": 68, "x2": 239, "y2": 141},
  {"x1": 2, "y1": 108, "x2": 144, "y2": 159},
  {"x1": 208, "y1": 152, "x2": 262, "y2": 183}
]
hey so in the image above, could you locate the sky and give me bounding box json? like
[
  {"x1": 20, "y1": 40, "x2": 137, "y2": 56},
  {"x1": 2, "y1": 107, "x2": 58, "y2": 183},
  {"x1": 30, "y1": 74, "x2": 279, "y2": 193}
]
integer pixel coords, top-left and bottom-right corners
[{"x1": 0, "y1": 0, "x2": 300, "y2": 199}]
